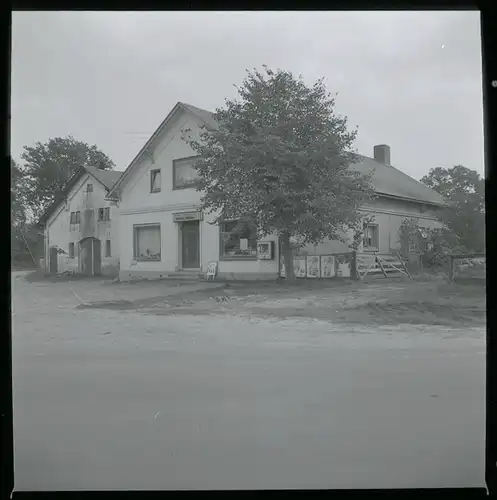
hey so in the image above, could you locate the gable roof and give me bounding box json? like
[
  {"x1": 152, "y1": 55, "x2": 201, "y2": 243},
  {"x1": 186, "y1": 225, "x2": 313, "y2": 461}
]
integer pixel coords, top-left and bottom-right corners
[
  {"x1": 37, "y1": 166, "x2": 124, "y2": 226},
  {"x1": 107, "y1": 101, "x2": 447, "y2": 208},
  {"x1": 107, "y1": 101, "x2": 217, "y2": 197},
  {"x1": 351, "y1": 155, "x2": 449, "y2": 207},
  {"x1": 85, "y1": 166, "x2": 123, "y2": 190}
]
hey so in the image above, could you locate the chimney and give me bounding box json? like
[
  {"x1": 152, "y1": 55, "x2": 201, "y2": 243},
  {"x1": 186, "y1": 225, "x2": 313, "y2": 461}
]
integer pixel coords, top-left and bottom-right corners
[
  {"x1": 98, "y1": 161, "x2": 106, "y2": 170},
  {"x1": 373, "y1": 144, "x2": 391, "y2": 165}
]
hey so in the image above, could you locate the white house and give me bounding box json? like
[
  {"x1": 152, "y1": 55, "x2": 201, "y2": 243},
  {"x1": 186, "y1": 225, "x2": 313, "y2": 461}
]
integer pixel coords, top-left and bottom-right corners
[
  {"x1": 38, "y1": 165, "x2": 123, "y2": 277},
  {"x1": 108, "y1": 102, "x2": 448, "y2": 282}
]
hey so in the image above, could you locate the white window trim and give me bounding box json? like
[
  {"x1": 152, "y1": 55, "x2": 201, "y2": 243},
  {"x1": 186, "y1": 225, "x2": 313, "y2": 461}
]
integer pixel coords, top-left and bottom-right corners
[
  {"x1": 363, "y1": 223, "x2": 379, "y2": 252},
  {"x1": 133, "y1": 223, "x2": 161, "y2": 261}
]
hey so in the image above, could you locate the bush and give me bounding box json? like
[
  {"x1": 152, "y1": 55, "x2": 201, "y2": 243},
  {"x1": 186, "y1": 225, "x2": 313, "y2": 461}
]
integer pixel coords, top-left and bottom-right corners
[{"x1": 398, "y1": 219, "x2": 466, "y2": 271}]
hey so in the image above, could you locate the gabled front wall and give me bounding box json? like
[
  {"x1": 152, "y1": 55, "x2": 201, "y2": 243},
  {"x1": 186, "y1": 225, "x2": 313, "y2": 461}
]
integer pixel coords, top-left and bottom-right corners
[
  {"x1": 45, "y1": 174, "x2": 120, "y2": 276},
  {"x1": 119, "y1": 109, "x2": 279, "y2": 281}
]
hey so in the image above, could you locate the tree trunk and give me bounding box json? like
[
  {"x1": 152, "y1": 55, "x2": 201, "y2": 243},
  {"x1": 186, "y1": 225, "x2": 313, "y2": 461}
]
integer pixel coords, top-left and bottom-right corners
[{"x1": 281, "y1": 232, "x2": 296, "y2": 282}]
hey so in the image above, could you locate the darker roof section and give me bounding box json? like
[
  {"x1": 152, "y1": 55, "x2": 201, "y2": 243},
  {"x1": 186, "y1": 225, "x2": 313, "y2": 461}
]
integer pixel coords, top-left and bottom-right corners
[
  {"x1": 351, "y1": 155, "x2": 450, "y2": 207},
  {"x1": 176, "y1": 104, "x2": 448, "y2": 207},
  {"x1": 85, "y1": 166, "x2": 123, "y2": 190}
]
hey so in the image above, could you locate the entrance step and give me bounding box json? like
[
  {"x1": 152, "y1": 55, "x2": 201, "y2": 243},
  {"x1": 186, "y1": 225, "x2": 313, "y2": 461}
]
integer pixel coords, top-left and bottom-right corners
[{"x1": 162, "y1": 271, "x2": 205, "y2": 281}]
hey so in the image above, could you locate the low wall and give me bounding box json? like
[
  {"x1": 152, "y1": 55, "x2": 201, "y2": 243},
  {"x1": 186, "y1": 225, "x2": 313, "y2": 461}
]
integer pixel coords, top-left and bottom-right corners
[{"x1": 449, "y1": 254, "x2": 486, "y2": 283}]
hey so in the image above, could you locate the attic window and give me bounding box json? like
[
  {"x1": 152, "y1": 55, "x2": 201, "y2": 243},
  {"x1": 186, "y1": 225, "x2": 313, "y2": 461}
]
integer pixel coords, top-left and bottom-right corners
[
  {"x1": 150, "y1": 169, "x2": 161, "y2": 193},
  {"x1": 86, "y1": 183, "x2": 93, "y2": 193}
]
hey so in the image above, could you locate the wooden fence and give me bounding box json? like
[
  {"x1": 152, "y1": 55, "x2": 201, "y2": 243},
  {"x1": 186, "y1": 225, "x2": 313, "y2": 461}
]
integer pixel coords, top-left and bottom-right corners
[{"x1": 355, "y1": 252, "x2": 411, "y2": 280}]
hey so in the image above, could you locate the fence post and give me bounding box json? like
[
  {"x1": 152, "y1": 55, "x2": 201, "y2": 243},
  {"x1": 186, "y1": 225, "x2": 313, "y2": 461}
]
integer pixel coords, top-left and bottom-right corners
[
  {"x1": 448, "y1": 255, "x2": 455, "y2": 282},
  {"x1": 351, "y1": 251, "x2": 358, "y2": 280}
]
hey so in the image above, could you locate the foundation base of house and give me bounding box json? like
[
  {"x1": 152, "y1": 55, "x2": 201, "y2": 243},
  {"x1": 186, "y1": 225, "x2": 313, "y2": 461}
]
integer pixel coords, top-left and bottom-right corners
[{"x1": 119, "y1": 269, "x2": 279, "y2": 282}]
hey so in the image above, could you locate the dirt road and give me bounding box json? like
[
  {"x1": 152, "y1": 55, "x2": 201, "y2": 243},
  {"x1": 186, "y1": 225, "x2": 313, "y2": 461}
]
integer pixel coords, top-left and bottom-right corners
[{"x1": 11, "y1": 272, "x2": 485, "y2": 491}]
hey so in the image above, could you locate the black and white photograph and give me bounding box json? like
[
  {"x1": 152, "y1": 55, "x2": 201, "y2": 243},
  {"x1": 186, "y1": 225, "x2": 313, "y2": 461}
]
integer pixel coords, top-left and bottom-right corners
[{"x1": 10, "y1": 10, "x2": 487, "y2": 492}]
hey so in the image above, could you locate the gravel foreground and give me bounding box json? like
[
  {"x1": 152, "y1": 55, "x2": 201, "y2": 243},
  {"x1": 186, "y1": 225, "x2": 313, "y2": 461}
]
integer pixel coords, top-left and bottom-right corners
[{"x1": 11, "y1": 272, "x2": 486, "y2": 491}]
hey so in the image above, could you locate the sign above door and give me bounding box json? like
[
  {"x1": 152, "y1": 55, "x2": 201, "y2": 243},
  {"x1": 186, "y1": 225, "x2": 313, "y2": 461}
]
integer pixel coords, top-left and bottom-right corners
[{"x1": 173, "y1": 211, "x2": 203, "y2": 223}]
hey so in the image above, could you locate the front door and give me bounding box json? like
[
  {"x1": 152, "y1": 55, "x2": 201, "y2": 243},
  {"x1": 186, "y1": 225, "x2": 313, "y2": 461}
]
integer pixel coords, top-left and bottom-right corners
[
  {"x1": 49, "y1": 247, "x2": 58, "y2": 274},
  {"x1": 80, "y1": 238, "x2": 92, "y2": 275},
  {"x1": 181, "y1": 221, "x2": 200, "y2": 269},
  {"x1": 80, "y1": 237, "x2": 102, "y2": 276}
]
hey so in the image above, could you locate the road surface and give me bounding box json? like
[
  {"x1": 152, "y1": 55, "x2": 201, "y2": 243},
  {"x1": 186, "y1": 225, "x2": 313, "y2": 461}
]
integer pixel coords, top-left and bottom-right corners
[{"x1": 11, "y1": 271, "x2": 486, "y2": 491}]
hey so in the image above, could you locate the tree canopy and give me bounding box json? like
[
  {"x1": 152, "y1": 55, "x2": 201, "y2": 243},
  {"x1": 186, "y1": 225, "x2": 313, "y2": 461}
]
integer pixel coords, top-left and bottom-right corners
[
  {"x1": 185, "y1": 66, "x2": 375, "y2": 280},
  {"x1": 420, "y1": 165, "x2": 485, "y2": 253},
  {"x1": 19, "y1": 135, "x2": 115, "y2": 217}
]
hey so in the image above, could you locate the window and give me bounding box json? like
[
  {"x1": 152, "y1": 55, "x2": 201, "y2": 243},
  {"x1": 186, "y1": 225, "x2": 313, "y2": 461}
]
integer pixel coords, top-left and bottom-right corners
[
  {"x1": 133, "y1": 224, "x2": 161, "y2": 260},
  {"x1": 105, "y1": 239, "x2": 111, "y2": 257},
  {"x1": 173, "y1": 157, "x2": 201, "y2": 189},
  {"x1": 363, "y1": 223, "x2": 379, "y2": 250},
  {"x1": 70, "y1": 211, "x2": 81, "y2": 225},
  {"x1": 219, "y1": 220, "x2": 258, "y2": 259},
  {"x1": 69, "y1": 242, "x2": 75, "y2": 259},
  {"x1": 86, "y1": 183, "x2": 93, "y2": 193},
  {"x1": 98, "y1": 207, "x2": 110, "y2": 221},
  {"x1": 150, "y1": 169, "x2": 161, "y2": 193}
]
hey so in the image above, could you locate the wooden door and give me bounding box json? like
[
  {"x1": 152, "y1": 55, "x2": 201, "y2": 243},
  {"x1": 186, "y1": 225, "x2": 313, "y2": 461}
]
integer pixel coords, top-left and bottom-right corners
[
  {"x1": 49, "y1": 247, "x2": 58, "y2": 274},
  {"x1": 93, "y1": 238, "x2": 101, "y2": 275},
  {"x1": 181, "y1": 221, "x2": 200, "y2": 269}
]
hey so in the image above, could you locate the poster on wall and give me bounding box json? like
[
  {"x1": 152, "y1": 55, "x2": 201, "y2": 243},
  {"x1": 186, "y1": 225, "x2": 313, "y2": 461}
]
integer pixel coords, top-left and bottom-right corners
[
  {"x1": 306, "y1": 255, "x2": 320, "y2": 278},
  {"x1": 335, "y1": 254, "x2": 351, "y2": 278},
  {"x1": 293, "y1": 256, "x2": 307, "y2": 278},
  {"x1": 320, "y1": 255, "x2": 336, "y2": 278}
]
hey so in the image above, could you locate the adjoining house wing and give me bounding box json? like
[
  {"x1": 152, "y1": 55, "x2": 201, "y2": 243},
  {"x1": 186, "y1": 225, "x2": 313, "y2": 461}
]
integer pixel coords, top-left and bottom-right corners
[{"x1": 37, "y1": 166, "x2": 124, "y2": 226}]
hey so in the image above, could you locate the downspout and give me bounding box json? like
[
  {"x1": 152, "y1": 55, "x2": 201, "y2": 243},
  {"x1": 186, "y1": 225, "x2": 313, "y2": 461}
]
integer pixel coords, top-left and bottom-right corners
[
  {"x1": 92, "y1": 238, "x2": 95, "y2": 276},
  {"x1": 45, "y1": 228, "x2": 49, "y2": 273}
]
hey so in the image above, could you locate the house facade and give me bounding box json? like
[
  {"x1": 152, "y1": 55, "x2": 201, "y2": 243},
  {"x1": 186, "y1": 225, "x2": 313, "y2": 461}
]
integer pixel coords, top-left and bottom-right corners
[
  {"x1": 38, "y1": 166, "x2": 123, "y2": 277},
  {"x1": 109, "y1": 102, "x2": 447, "y2": 282}
]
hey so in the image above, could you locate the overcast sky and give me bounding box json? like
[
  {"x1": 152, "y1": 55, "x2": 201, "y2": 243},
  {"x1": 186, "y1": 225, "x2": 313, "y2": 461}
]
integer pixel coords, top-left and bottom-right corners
[{"x1": 11, "y1": 11, "x2": 484, "y2": 180}]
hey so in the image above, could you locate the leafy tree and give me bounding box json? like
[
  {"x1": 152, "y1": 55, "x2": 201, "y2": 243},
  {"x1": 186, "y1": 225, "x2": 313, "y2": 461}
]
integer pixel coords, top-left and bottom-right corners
[
  {"x1": 11, "y1": 157, "x2": 44, "y2": 267},
  {"x1": 19, "y1": 135, "x2": 115, "y2": 217},
  {"x1": 185, "y1": 66, "x2": 375, "y2": 280},
  {"x1": 420, "y1": 165, "x2": 485, "y2": 253},
  {"x1": 11, "y1": 158, "x2": 26, "y2": 228}
]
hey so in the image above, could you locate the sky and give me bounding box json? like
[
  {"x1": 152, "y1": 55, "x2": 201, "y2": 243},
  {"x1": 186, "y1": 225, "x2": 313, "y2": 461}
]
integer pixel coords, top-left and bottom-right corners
[{"x1": 11, "y1": 11, "x2": 484, "y2": 180}]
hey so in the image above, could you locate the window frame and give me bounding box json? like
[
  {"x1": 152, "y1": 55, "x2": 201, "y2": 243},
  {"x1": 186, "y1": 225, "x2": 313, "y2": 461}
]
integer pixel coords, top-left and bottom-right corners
[
  {"x1": 150, "y1": 169, "x2": 161, "y2": 193},
  {"x1": 133, "y1": 223, "x2": 161, "y2": 261},
  {"x1": 219, "y1": 219, "x2": 258, "y2": 261},
  {"x1": 172, "y1": 156, "x2": 202, "y2": 190},
  {"x1": 363, "y1": 223, "x2": 379, "y2": 252},
  {"x1": 69, "y1": 242, "x2": 75, "y2": 259},
  {"x1": 105, "y1": 239, "x2": 111, "y2": 257}
]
